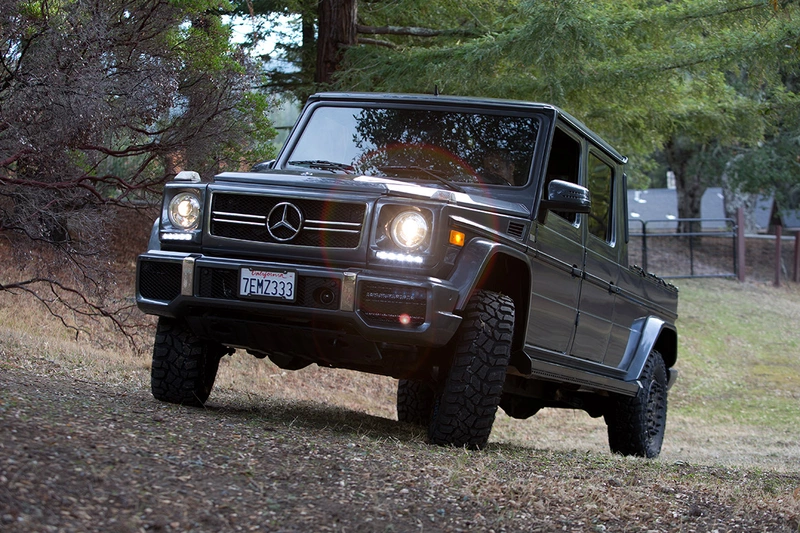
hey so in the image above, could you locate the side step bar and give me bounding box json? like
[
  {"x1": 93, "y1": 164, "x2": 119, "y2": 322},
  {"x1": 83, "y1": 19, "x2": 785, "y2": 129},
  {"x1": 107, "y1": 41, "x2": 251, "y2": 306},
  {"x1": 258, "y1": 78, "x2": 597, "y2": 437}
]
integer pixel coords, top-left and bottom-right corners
[{"x1": 509, "y1": 351, "x2": 640, "y2": 397}]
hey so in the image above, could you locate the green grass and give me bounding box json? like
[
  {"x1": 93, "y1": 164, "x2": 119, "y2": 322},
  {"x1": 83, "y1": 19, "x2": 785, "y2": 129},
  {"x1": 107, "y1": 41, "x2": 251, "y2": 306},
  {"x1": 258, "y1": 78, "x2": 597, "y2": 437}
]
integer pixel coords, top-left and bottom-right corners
[{"x1": 672, "y1": 278, "x2": 800, "y2": 428}]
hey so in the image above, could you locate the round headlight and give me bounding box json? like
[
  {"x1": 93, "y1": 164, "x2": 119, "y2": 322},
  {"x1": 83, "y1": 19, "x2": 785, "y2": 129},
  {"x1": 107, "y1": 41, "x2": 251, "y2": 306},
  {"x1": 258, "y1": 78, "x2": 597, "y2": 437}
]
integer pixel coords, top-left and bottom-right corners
[
  {"x1": 390, "y1": 211, "x2": 428, "y2": 250},
  {"x1": 168, "y1": 192, "x2": 201, "y2": 230}
]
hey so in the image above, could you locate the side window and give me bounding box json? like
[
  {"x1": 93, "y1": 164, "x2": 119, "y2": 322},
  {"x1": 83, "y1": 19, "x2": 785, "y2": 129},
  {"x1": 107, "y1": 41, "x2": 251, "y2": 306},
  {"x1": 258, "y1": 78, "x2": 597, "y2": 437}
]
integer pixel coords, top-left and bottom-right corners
[
  {"x1": 544, "y1": 128, "x2": 581, "y2": 224},
  {"x1": 588, "y1": 153, "x2": 614, "y2": 242}
]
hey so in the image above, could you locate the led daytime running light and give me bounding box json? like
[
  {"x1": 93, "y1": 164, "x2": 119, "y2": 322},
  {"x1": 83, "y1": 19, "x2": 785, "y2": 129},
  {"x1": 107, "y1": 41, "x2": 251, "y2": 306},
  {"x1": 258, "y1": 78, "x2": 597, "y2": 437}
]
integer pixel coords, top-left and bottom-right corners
[
  {"x1": 162, "y1": 233, "x2": 194, "y2": 241},
  {"x1": 376, "y1": 250, "x2": 424, "y2": 264}
]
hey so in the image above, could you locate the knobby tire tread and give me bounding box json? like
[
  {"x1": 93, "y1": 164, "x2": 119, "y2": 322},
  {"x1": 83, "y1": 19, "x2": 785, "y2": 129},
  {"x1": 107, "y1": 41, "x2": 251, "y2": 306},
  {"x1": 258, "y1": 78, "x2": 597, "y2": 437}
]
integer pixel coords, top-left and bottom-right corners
[
  {"x1": 605, "y1": 350, "x2": 668, "y2": 458},
  {"x1": 151, "y1": 317, "x2": 223, "y2": 407},
  {"x1": 428, "y1": 290, "x2": 514, "y2": 450}
]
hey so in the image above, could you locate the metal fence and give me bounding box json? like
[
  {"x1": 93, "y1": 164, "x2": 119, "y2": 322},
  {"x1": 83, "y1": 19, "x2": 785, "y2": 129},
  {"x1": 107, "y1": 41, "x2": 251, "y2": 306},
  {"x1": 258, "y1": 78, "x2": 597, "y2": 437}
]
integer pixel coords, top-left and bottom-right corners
[{"x1": 628, "y1": 218, "x2": 738, "y2": 279}]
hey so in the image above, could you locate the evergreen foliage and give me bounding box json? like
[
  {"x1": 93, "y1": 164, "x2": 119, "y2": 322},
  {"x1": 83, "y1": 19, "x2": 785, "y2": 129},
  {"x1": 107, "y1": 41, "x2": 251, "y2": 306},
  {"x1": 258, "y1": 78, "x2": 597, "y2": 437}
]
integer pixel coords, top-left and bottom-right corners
[{"x1": 243, "y1": 1, "x2": 800, "y2": 207}]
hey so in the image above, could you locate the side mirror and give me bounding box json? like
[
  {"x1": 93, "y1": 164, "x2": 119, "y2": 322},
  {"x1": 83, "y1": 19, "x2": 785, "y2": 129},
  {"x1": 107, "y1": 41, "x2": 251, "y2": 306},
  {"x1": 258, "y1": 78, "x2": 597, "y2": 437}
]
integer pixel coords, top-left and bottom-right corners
[{"x1": 541, "y1": 179, "x2": 591, "y2": 213}]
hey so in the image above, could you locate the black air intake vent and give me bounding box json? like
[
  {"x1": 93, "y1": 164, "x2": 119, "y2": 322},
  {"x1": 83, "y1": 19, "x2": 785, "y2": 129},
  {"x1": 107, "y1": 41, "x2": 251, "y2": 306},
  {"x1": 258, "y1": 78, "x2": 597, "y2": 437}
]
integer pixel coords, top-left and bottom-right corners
[
  {"x1": 507, "y1": 221, "x2": 527, "y2": 240},
  {"x1": 359, "y1": 282, "x2": 427, "y2": 328},
  {"x1": 139, "y1": 261, "x2": 181, "y2": 301}
]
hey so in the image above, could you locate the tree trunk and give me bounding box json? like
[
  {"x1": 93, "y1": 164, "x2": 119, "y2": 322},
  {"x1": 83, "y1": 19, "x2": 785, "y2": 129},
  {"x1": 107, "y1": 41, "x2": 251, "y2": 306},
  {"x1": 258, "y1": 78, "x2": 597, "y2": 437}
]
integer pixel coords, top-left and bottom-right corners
[
  {"x1": 676, "y1": 172, "x2": 704, "y2": 234},
  {"x1": 301, "y1": 0, "x2": 317, "y2": 84},
  {"x1": 721, "y1": 155, "x2": 760, "y2": 234},
  {"x1": 316, "y1": 0, "x2": 358, "y2": 85},
  {"x1": 664, "y1": 137, "x2": 707, "y2": 234}
]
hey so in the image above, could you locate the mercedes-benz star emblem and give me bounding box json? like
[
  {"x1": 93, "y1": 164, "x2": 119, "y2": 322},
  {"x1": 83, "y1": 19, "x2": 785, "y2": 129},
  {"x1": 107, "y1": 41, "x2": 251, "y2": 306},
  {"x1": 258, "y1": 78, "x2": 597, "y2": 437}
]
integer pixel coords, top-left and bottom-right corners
[{"x1": 266, "y1": 202, "x2": 303, "y2": 242}]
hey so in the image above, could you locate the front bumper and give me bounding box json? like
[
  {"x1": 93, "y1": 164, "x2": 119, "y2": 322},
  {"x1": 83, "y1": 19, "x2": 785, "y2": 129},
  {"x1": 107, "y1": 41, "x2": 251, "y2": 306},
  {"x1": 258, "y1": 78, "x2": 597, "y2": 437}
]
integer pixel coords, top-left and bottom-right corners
[{"x1": 136, "y1": 251, "x2": 462, "y2": 353}]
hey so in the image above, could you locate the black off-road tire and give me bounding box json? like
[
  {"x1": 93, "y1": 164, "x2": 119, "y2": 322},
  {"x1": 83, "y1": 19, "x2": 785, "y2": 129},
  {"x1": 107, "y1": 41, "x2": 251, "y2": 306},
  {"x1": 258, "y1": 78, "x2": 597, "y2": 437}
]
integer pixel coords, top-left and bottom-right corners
[
  {"x1": 605, "y1": 350, "x2": 668, "y2": 458},
  {"x1": 428, "y1": 290, "x2": 514, "y2": 450},
  {"x1": 151, "y1": 317, "x2": 226, "y2": 407},
  {"x1": 397, "y1": 379, "x2": 435, "y2": 426}
]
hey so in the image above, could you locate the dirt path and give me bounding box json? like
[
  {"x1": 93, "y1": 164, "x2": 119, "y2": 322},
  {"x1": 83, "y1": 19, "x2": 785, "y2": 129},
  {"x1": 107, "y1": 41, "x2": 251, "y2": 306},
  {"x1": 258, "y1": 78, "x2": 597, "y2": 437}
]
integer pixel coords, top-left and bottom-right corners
[{"x1": 2, "y1": 355, "x2": 799, "y2": 532}]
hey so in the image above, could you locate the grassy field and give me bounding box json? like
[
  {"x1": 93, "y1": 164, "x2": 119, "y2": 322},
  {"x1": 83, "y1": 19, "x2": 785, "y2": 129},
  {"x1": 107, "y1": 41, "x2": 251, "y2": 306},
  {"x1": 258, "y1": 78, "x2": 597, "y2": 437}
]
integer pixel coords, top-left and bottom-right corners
[
  {"x1": 1, "y1": 276, "x2": 799, "y2": 470},
  {"x1": 2, "y1": 275, "x2": 800, "y2": 531}
]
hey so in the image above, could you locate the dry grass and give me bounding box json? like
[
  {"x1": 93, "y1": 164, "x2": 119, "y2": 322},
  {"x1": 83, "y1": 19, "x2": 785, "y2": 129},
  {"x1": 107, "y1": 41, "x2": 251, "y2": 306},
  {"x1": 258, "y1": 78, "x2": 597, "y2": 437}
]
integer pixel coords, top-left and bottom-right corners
[
  {"x1": 3, "y1": 356, "x2": 799, "y2": 532},
  {"x1": 3, "y1": 277, "x2": 799, "y2": 474},
  {"x1": 2, "y1": 211, "x2": 800, "y2": 528},
  {"x1": 2, "y1": 257, "x2": 800, "y2": 530}
]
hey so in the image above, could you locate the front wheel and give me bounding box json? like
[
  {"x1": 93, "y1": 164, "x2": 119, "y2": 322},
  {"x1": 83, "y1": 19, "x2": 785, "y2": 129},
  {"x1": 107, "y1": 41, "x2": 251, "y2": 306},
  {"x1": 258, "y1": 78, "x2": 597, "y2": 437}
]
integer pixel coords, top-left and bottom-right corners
[
  {"x1": 151, "y1": 317, "x2": 226, "y2": 407},
  {"x1": 604, "y1": 350, "x2": 668, "y2": 458},
  {"x1": 428, "y1": 290, "x2": 514, "y2": 450}
]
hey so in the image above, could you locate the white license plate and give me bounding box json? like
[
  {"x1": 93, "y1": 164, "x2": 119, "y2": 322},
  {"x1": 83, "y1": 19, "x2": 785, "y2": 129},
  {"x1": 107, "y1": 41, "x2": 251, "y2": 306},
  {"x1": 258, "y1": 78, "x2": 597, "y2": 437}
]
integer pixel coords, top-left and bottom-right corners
[{"x1": 239, "y1": 268, "x2": 296, "y2": 302}]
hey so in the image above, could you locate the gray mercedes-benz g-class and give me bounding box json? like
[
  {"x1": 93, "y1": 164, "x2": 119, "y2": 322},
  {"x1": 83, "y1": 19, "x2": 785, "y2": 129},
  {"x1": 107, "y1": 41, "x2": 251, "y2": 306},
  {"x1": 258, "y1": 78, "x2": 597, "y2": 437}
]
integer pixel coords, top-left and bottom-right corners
[{"x1": 136, "y1": 92, "x2": 678, "y2": 456}]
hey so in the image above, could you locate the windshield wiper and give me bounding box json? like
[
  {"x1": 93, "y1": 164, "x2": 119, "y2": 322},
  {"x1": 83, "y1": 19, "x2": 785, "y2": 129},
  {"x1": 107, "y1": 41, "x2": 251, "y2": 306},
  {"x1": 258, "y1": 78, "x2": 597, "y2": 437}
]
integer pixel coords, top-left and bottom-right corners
[
  {"x1": 288, "y1": 160, "x2": 355, "y2": 174},
  {"x1": 374, "y1": 166, "x2": 465, "y2": 193}
]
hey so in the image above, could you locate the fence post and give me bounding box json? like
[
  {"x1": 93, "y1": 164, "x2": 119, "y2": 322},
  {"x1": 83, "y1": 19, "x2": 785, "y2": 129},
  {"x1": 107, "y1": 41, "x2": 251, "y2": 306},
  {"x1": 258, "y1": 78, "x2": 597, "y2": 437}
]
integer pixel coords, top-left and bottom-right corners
[
  {"x1": 737, "y1": 208, "x2": 746, "y2": 282},
  {"x1": 641, "y1": 221, "x2": 648, "y2": 273},
  {"x1": 794, "y1": 231, "x2": 800, "y2": 283},
  {"x1": 775, "y1": 224, "x2": 783, "y2": 287}
]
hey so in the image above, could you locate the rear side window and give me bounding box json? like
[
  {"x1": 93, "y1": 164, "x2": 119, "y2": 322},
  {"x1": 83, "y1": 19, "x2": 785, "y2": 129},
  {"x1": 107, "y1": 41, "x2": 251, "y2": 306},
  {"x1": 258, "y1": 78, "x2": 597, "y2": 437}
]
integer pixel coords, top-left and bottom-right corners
[
  {"x1": 588, "y1": 153, "x2": 613, "y2": 242},
  {"x1": 544, "y1": 128, "x2": 581, "y2": 224}
]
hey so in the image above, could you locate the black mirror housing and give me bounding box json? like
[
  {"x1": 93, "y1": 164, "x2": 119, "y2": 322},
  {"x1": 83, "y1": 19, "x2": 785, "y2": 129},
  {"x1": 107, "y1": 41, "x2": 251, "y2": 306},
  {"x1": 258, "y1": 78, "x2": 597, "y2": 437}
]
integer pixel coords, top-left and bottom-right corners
[{"x1": 541, "y1": 179, "x2": 591, "y2": 213}]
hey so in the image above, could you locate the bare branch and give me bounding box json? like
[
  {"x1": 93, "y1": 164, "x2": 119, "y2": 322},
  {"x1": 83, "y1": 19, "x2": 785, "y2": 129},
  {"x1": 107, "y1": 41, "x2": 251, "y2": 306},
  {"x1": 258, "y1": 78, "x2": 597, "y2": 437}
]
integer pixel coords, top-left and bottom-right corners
[
  {"x1": 0, "y1": 277, "x2": 146, "y2": 349},
  {"x1": 356, "y1": 37, "x2": 397, "y2": 49},
  {"x1": 357, "y1": 24, "x2": 481, "y2": 38},
  {"x1": 0, "y1": 149, "x2": 33, "y2": 169}
]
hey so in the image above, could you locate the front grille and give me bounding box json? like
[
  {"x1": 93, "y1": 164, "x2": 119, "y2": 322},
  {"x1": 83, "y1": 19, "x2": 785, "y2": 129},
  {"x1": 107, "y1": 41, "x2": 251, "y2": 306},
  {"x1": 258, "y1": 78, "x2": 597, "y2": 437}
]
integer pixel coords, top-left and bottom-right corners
[
  {"x1": 210, "y1": 193, "x2": 366, "y2": 248},
  {"x1": 139, "y1": 260, "x2": 181, "y2": 301},
  {"x1": 197, "y1": 267, "x2": 341, "y2": 310},
  {"x1": 358, "y1": 282, "x2": 427, "y2": 328}
]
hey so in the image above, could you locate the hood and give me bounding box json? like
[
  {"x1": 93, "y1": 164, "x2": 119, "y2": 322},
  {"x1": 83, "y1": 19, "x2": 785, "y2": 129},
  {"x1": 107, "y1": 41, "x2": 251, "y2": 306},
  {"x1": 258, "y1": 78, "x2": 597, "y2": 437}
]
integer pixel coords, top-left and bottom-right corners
[{"x1": 214, "y1": 170, "x2": 532, "y2": 218}]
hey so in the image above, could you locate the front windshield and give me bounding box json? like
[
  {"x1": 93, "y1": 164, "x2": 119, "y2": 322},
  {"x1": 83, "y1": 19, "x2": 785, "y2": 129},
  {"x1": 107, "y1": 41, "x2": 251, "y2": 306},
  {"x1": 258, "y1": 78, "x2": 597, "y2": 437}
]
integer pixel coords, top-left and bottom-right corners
[{"x1": 286, "y1": 105, "x2": 540, "y2": 187}]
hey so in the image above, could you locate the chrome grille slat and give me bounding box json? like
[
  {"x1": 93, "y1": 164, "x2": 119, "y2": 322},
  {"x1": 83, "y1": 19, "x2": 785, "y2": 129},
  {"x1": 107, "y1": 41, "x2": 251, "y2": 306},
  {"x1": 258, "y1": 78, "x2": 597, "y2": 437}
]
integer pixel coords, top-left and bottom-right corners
[
  {"x1": 211, "y1": 218, "x2": 265, "y2": 227},
  {"x1": 303, "y1": 226, "x2": 360, "y2": 234},
  {"x1": 306, "y1": 219, "x2": 361, "y2": 228},
  {"x1": 214, "y1": 211, "x2": 266, "y2": 219}
]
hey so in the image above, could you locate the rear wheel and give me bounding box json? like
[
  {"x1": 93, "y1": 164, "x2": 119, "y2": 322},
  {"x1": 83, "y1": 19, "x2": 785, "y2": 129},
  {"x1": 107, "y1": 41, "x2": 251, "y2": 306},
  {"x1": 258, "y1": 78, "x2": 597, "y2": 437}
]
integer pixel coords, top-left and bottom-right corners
[
  {"x1": 151, "y1": 317, "x2": 226, "y2": 407},
  {"x1": 428, "y1": 290, "x2": 514, "y2": 450},
  {"x1": 605, "y1": 350, "x2": 668, "y2": 458},
  {"x1": 397, "y1": 379, "x2": 435, "y2": 426}
]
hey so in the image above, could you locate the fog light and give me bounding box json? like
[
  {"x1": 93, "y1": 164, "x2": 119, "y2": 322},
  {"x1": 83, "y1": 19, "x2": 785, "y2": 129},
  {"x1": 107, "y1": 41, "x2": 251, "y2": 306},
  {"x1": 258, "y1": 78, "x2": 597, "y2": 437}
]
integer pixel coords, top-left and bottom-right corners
[
  {"x1": 162, "y1": 233, "x2": 194, "y2": 241},
  {"x1": 316, "y1": 287, "x2": 335, "y2": 305}
]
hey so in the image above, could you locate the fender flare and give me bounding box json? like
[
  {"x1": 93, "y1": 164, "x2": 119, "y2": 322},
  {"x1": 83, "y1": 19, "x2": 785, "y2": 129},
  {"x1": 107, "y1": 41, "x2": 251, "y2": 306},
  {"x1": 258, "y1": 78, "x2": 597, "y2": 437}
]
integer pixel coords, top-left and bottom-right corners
[
  {"x1": 447, "y1": 238, "x2": 531, "y2": 310},
  {"x1": 147, "y1": 218, "x2": 161, "y2": 251},
  {"x1": 621, "y1": 315, "x2": 678, "y2": 385}
]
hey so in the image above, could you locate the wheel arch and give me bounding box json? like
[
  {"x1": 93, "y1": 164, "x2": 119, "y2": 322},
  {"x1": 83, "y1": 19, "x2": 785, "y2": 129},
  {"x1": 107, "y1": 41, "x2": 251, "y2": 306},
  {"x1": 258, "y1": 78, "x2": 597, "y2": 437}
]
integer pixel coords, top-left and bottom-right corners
[
  {"x1": 449, "y1": 239, "x2": 532, "y2": 353},
  {"x1": 653, "y1": 324, "x2": 678, "y2": 369},
  {"x1": 622, "y1": 316, "x2": 678, "y2": 382}
]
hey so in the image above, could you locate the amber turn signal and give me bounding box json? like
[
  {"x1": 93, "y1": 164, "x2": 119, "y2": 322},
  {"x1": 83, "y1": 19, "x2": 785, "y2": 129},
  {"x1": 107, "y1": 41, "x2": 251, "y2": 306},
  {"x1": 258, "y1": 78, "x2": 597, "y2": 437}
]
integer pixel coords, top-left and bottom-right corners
[{"x1": 449, "y1": 230, "x2": 465, "y2": 247}]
